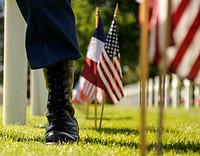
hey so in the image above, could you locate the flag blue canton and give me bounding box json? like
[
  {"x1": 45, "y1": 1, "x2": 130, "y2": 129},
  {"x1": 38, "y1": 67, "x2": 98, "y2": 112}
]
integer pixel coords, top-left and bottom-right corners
[
  {"x1": 93, "y1": 17, "x2": 106, "y2": 42},
  {"x1": 104, "y1": 20, "x2": 120, "y2": 59}
]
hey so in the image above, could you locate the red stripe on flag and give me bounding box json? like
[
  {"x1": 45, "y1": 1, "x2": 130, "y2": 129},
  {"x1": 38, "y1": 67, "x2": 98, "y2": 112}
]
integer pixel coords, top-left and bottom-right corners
[
  {"x1": 172, "y1": 0, "x2": 190, "y2": 30},
  {"x1": 169, "y1": 10, "x2": 200, "y2": 72},
  {"x1": 99, "y1": 53, "x2": 121, "y2": 102},
  {"x1": 83, "y1": 81, "x2": 91, "y2": 97},
  {"x1": 187, "y1": 53, "x2": 200, "y2": 81},
  {"x1": 113, "y1": 55, "x2": 123, "y2": 81},
  {"x1": 87, "y1": 83, "x2": 95, "y2": 98},
  {"x1": 98, "y1": 64, "x2": 115, "y2": 103},
  {"x1": 113, "y1": 56, "x2": 124, "y2": 96},
  {"x1": 116, "y1": 55, "x2": 123, "y2": 80},
  {"x1": 103, "y1": 53, "x2": 124, "y2": 97}
]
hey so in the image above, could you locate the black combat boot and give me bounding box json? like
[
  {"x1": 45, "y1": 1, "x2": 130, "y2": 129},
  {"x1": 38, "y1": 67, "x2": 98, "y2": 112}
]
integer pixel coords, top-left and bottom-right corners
[{"x1": 43, "y1": 60, "x2": 79, "y2": 144}]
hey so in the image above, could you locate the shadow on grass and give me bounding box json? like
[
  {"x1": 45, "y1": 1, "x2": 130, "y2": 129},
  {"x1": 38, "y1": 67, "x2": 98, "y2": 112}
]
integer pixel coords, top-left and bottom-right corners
[
  {"x1": 82, "y1": 127, "x2": 200, "y2": 153},
  {"x1": 1, "y1": 130, "x2": 199, "y2": 153},
  {"x1": 82, "y1": 135, "x2": 200, "y2": 153},
  {"x1": 96, "y1": 127, "x2": 139, "y2": 135},
  {"x1": 85, "y1": 117, "x2": 132, "y2": 121},
  {"x1": 163, "y1": 141, "x2": 200, "y2": 153},
  {"x1": 33, "y1": 125, "x2": 46, "y2": 129},
  {"x1": 147, "y1": 142, "x2": 200, "y2": 153},
  {"x1": 81, "y1": 136, "x2": 139, "y2": 149},
  {"x1": 86, "y1": 125, "x2": 177, "y2": 136},
  {"x1": 0, "y1": 132, "x2": 45, "y2": 143}
]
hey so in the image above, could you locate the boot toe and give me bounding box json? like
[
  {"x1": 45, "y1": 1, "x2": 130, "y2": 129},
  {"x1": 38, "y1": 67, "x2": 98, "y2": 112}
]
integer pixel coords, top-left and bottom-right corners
[{"x1": 45, "y1": 131, "x2": 78, "y2": 144}]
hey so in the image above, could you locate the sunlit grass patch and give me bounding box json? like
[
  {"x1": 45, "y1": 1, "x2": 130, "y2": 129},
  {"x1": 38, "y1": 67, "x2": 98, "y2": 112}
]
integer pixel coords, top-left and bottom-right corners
[{"x1": 0, "y1": 104, "x2": 199, "y2": 156}]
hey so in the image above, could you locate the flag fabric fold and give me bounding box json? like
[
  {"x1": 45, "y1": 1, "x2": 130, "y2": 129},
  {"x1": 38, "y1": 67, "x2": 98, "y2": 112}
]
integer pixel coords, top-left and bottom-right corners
[
  {"x1": 149, "y1": 0, "x2": 200, "y2": 85},
  {"x1": 168, "y1": 0, "x2": 200, "y2": 85}
]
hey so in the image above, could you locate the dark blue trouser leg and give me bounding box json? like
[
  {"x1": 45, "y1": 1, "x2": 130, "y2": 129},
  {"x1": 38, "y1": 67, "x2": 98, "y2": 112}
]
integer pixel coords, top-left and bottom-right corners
[{"x1": 16, "y1": 0, "x2": 81, "y2": 69}]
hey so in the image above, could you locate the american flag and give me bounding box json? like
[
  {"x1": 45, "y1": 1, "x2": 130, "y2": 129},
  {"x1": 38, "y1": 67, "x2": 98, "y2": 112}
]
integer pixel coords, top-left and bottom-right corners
[
  {"x1": 97, "y1": 19, "x2": 124, "y2": 104},
  {"x1": 149, "y1": 0, "x2": 200, "y2": 85},
  {"x1": 168, "y1": 0, "x2": 200, "y2": 85},
  {"x1": 72, "y1": 76, "x2": 103, "y2": 104}
]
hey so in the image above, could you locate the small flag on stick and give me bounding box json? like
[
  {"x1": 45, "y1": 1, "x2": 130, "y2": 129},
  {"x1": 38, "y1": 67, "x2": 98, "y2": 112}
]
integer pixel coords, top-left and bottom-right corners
[
  {"x1": 80, "y1": 8, "x2": 106, "y2": 129},
  {"x1": 97, "y1": 11, "x2": 124, "y2": 104},
  {"x1": 81, "y1": 12, "x2": 106, "y2": 87}
]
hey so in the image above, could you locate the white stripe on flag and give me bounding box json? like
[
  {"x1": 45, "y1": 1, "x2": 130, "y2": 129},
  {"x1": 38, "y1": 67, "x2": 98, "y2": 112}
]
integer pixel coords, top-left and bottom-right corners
[
  {"x1": 97, "y1": 65, "x2": 118, "y2": 103},
  {"x1": 177, "y1": 29, "x2": 200, "y2": 77},
  {"x1": 173, "y1": 0, "x2": 199, "y2": 45},
  {"x1": 101, "y1": 52, "x2": 122, "y2": 99},
  {"x1": 194, "y1": 70, "x2": 200, "y2": 85},
  {"x1": 98, "y1": 51, "x2": 123, "y2": 102}
]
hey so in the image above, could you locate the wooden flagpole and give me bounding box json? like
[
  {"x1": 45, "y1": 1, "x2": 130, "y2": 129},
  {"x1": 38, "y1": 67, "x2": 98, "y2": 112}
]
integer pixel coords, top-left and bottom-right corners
[
  {"x1": 139, "y1": 0, "x2": 149, "y2": 155},
  {"x1": 99, "y1": 92, "x2": 105, "y2": 129},
  {"x1": 94, "y1": 7, "x2": 100, "y2": 129},
  {"x1": 99, "y1": 3, "x2": 119, "y2": 129},
  {"x1": 114, "y1": 3, "x2": 119, "y2": 20},
  {"x1": 157, "y1": 1, "x2": 171, "y2": 155},
  {"x1": 94, "y1": 87, "x2": 98, "y2": 129},
  {"x1": 86, "y1": 96, "x2": 90, "y2": 119}
]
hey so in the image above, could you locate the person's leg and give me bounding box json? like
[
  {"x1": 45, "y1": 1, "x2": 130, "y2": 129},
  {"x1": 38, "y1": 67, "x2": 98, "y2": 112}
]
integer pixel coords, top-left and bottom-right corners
[
  {"x1": 25, "y1": 0, "x2": 81, "y2": 69},
  {"x1": 43, "y1": 60, "x2": 79, "y2": 144},
  {"x1": 17, "y1": 0, "x2": 80, "y2": 144},
  {"x1": 17, "y1": 0, "x2": 81, "y2": 69}
]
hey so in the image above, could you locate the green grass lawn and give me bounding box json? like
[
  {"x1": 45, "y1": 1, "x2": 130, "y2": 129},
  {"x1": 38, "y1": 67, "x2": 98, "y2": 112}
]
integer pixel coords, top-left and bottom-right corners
[{"x1": 0, "y1": 104, "x2": 199, "y2": 156}]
